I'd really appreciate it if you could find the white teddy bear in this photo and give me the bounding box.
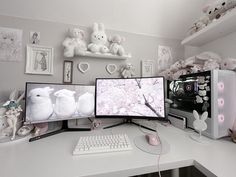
[88,23,109,54]
[121,63,135,78]
[108,34,125,56]
[27,87,54,122]
[54,89,76,118]
[62,28,87,57]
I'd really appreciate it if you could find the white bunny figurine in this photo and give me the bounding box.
[88,23,109,54]
[193,110,208,138]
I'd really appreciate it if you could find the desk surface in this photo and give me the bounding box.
[0,122,235,177]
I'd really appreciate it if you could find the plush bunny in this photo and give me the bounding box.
[108,34,125,56]
[62,28,87,57]
[27,87,54,122]
[77,92,95,116]
[88,23,109,54]
[54,89,76,118]
[193,110,208,134]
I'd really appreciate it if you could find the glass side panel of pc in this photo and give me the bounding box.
[95,77,166,120]
[25,82,95,124]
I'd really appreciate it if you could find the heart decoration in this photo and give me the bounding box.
[106,64,117,75]
[77,62,90,74]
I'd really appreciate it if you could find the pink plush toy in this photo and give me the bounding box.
[220,58,236,70]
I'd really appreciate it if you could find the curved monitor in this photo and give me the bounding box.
[95,77,166,120]
[25,82,95,124]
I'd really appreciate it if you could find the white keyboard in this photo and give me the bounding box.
[73,134,133,155]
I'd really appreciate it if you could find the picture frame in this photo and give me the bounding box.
[63,60,73,83]
[141,60,154,77]
[25,45,53,75]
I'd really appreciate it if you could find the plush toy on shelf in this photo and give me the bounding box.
[203,0,236,21]
[88,23,109,54]
[220,58,236,70]
[121,63,135,78]
[62,28,87,57]
[108,34,126,56]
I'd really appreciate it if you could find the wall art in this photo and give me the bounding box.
[157,45,173,72]
[25,45,53,75]
[0,27,22,62]
[77,62,90,74]
[141,60,154,77]
[106,64,117,75]
[63,60,73,83]
[30,31,40,45]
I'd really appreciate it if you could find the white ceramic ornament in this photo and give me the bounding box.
[78,62,90,73]
[106,64,117,75]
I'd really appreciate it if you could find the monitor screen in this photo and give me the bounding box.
[95,77,165,119]
[25,82,95,124]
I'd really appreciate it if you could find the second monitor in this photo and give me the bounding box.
[95,77,166,122]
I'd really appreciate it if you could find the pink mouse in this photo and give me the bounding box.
[146,134,160,146]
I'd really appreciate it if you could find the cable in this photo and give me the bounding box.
[137,120,162,177]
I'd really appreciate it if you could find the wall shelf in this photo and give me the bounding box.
[181,8,236,46]
[76,51,131,60]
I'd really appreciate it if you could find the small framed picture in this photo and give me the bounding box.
[141,60,154,77]
[25,45,53,75]
[63,60,73,83]
[30,31,40,44]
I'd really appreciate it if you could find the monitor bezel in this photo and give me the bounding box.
[24,82,95,124]
[95,76,166,120]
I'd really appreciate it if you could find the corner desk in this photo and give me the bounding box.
[0,121,235,177]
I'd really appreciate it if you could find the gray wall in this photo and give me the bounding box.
[0,15,184,101]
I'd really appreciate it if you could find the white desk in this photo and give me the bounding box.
[0,122,235,177]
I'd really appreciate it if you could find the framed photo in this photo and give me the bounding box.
[25,45,53,75]
[141,60,154,77]
[63,60,73,83]
[30,31,40,44]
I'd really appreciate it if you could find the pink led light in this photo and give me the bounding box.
[218,98,224,107]
[218,82,224,92]
[218,114,225,123]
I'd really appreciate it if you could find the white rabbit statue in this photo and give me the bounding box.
[191,110,208,142]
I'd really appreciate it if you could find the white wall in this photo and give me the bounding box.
[0,0,206,39]
[0,15,184,101]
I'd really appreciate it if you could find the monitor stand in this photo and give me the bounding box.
[103,119,155,132]
[29,120,90,142]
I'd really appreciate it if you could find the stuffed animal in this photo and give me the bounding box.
[108,34,125,56]
[62,28,87,57]
[54,89,76,118]
[88,23,109,54]
[203,0,236,21]
[203,60,220,71]
[170,60,184,72]
[188,15,210,35]
[172,69,190,80]
[121,63,135,78]
[220,58,236,70]
[27,87,54,121]
[77,92,95,116]
[158,69,173,80]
